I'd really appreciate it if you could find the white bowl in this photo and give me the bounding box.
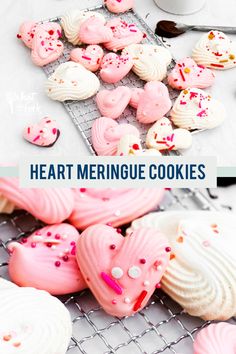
[154,0,206,15]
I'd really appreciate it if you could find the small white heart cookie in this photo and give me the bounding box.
[146,117,192,151]
[116,134,162,156]
[45,61,100,101]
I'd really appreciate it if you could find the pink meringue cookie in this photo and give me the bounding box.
[137,81,172,124]
[100,52,133,83]
[0,178,74,224]
[70,45,104,72]
[77,224,170,317]
[79,16,113,45]
[104,18,144,52]
[129,88,144,109]
[92,117,139,155]
[168,57,215,90]
[69,188,165,229]
[23,117,60,147]
[194,323,236,354]
[96,87,132,119]
[8,223,86,295]
[104,0,134,13]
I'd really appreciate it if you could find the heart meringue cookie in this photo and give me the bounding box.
[61,9,105,45]
[77,224,170,317]
[116,134,162,156]
[168,57,215,90]
[23,117,60,147]
[171,88,226,130]
[0,286,72,354]
[70,45,104,72]
[100,53,133,83]
[96,87,132,119]
[92,117,140,156]
[104,18,144,52]
[146,117,192,151]
[129,210,236,320]
[79,16,113,45]
[123,44,172,81]
[8,224,86,295]
[69,188,165,230]
[194,323,236,354]
[137,81,172,124]
[45,61,100,101]
[0,178,74,224]
[129,88,144,109]
[192,30,236,70]
[104,0,134,13]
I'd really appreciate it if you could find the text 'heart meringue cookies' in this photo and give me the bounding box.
[0,178,74,224]
[129,210,236,320]
[192,30,236,70]
[96,87,132,119]
[116,134,162,156]
[23,117,60,147]
[137,81,172,124]
[0,286,72,354]
[92,117,139,156]
[104,0,134,13]
[100,52,133,83]
[194,323,236,354]
[61,9,105,45]
[76,224,170,317]
[45,61,100,101]
[168,57,215,90]
[69,188,165,229]
[8,224,86,295]
[79,16,113,45]
[171,88,226,130]
[70,45,104,72]
[123,44,172,81]
[104,18,144,52]
[146,117,192,151]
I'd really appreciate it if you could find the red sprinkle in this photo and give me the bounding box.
[52,128,57,135]
[63,255,69,262]
[55,261,61,267]
[17,34,22,39]
[133,290,148,312]
[165,247,171,252]
[140,258,146,264]
[110,244,116,250]
[156,283,161,289]
[132,144,140,150]
[48,30,54,35]
[179,69,186,82]
[80,188,86,193]
[210,63,224,68]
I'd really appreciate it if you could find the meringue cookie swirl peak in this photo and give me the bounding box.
[45,61,100,101]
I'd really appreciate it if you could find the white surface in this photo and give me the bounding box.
[0,0,235,166]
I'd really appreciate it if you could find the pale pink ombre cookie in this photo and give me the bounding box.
[96,87,132,119]
[104,0,134,13]
[79,16,113,45]
[194,323,236,354]
[31,27,64,66]
[70,45,104,72]
[168,57,215,90]
[17,21,62,49]
[129,88,144,109]
[0,178,74,224]
[92,117,139,156]
[77,224,170,317]
[104,18,144,52]
[100,52,133,83]
[69,188,165,229]
[8,224,86,295]
[137,81,172,124]
[23,117,60,147]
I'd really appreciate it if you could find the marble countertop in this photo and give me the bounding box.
[0,0,235,165]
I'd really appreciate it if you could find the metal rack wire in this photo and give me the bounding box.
[0,189,222,354]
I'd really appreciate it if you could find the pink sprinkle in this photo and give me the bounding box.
[112,299,117,304]
[190,92,198,100]
[180,100,187,105]
[80,188,86,193]
[27,127,30,134]
[33,135,40,142]
[57,30,62,37]
[41,41,45,46]
[101,272,123,295]
[63,255,69,262]
[70,241,76,246]
[55,234,60,240]
[71,245,76,256]
[31,242,36,248]
[52,128,57,135]
[55,261,61,267]
[82,55,92,61]
[47,232,52,237]
[48,47,53,51]
[156,283,161,289]
[197,110,207,117]
[130,29,137,32]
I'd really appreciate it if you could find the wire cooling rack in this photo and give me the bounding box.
[40,5,179,155]
[0,189,226,354]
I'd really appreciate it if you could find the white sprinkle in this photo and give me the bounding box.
[111,267,123,279]
[64,248,69,254]
[114,210,121,217]
[143,280,150,287]
[157,265,162,271]
[62,234,68,240]
[124,297,131,304]
[128,266,141,279]
[51,245,56,251]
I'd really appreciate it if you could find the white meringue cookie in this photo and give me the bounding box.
[0,286,72,354]
[0,278,17,290]
[129,210,236,320]
[61,9,105,45]
[146,117,192,151]
[192,31,236,70]
[0,194,15,213]
[45,61,100,101]
[122,44,172,81]
[171,88,225,130]
[116,134,161,156]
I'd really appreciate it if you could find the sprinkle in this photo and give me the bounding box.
[133,290,147,311]
[111,267,123,279]
[183,89,189,95]
[124,297,131,304]
[51,245,56,250]
[143,280,150,287]
[48,30,54,35]
[52,128,57,135]
[110,244,116,250]
[13,342,21,348]
[80,188,86,193]
[155,283,161,289]
[177,236,184,243]
[210,63,224,68]
[170,254,175,260]
[180,100,187,105]
[112,299,117,305]
[21,238,28,243]
[197,110,207,117]
[3,335,12,341]
[208,32,215,40]
[101,272,123,295]
[63,255,69,262]
[140,258,146,264]
[47,232,52,237]
[17,34,22,39]
[114,210,121,217]
[116,228,122,234]
[179,69,186,82]
[55,261,61,267]
[132,144,140,150]
[203,240,210,247]
[31,242,36,248]
[165,247,171,253]
[229,54,235,60]
[184,67,191,73]
[33,135,40,142]
[55,234,61,240]
[219,59,228,63]
[128,266,141,279]
[82,55,92,61]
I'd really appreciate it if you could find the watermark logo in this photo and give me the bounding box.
[6,91,41,115]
